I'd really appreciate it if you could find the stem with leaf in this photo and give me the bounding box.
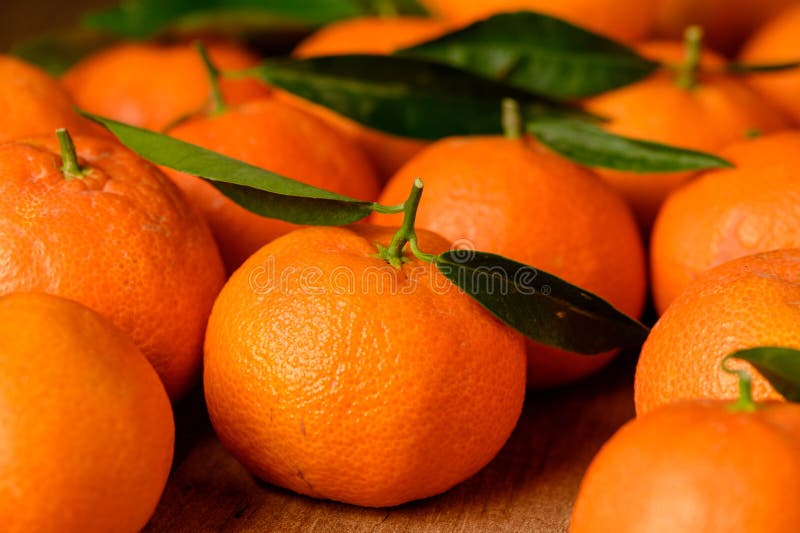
[375,178,437,268]
[502,98,522,140]
[721,355,759,413]
[677,26,703,91]
[56,129,90,180]
[195,41,227,116]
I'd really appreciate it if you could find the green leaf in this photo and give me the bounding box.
[10,30,118,76]
[82,0,365,39]
[528,119,733,172]
[399,11,659,99]
[248,55,591,140]
[729,347,800,402]
[81,113,374,226]
[725,61,800,74]
[436,251,649,354]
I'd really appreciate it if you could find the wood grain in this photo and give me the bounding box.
[145,353,637,533]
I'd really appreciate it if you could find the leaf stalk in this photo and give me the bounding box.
[722,355,759,413]
[376,178,435,267]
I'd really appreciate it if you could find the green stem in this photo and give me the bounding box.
[195,41,227,116]
[374,0,398,17]
[677,25,703,91]
[376,179,434,268]
[721,355,759,413]
[56,129,88,180]
[502,98,522,140]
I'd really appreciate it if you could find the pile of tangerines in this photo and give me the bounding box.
[3,0,800,531]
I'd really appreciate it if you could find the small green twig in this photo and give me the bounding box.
[374,0,398,17]
[502,98,522,140]
[677,26,703,91]
[721,354,759,413]
[195,41,227,116]
[56,129,89,180]
[375,178,435,268]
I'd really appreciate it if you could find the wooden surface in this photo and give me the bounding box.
[145,354,637,533]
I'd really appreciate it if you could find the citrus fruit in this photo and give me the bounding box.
[0,54,103,143]
[0,292,174,533]
[165,97,380,272]
[293,16,450,57]
[570,398,800,532]
[740,4,800,123]
[372,136,646,388]
[62,41,269,131]
[635,249,800,415]
[281,16,450,180]
[0,131,225,399]
[655,0,798,55]
[421,0,657,42]
[584,39,790,229]
[651,131,800,313]
[204,224,526,507]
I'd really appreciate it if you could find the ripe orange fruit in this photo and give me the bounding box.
[373,137,646,388]
[293,16,451,57]
[570,399,800,532]
[281,16,452,180]
[62,41,269,132]
[165,97,381,272]
[740,4,800,123]
[655,0,798,55]
[584,40,790,229]
[651,131,800,313]
[635,249,800,415]
[204,224,526,507]
[421,0,657,42]
[0,292,174,533]
[0,54,104,143]
[0,132,225,399]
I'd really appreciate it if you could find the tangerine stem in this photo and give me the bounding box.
[677,25,703,91]
[56,128,88,180]
[721,354,759,413]
[375,0,398,17]
[502,98,522,140]
[377,178,432,268]
[195,41,227,116]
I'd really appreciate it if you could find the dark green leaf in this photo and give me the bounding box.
[436,251,649,354]
[399,11,659,99]
[81,113,373,225]
[528,119,733,172]
[10,30,118,76]
[729,347,800,402]
[248,55,592,140]
[82,0,364,39]
[725,61,800,74]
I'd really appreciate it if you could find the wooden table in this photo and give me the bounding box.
[145,353,637,532]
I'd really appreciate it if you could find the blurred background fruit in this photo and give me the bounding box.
[373,136,646,388]
[635,249,800,414]
[0,132,225,399]
[62,41,269,131]
[0,292,174,533]
[421,0,657,42]
[571,396,800,532]
[165,97,380,272]
[0,54,104,142]
[204,225,527,507]
[654,0,798,55]
[279,15,454,180]
[651,131,800,313]
[584,38,789,230]
[740,4,800,123]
